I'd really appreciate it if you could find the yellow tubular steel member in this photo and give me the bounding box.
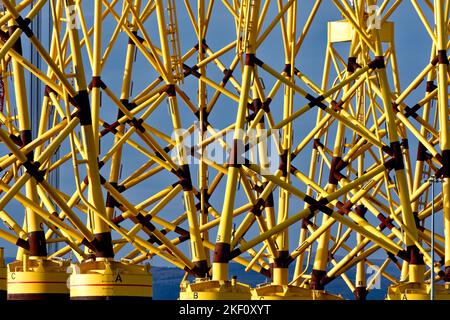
[367,0,423,288]
[3,0,72,300]
[311,17,360,291]
[435,0,450,285]
[155,0,207,277]
[271,0,296,288]
[64,0,112,259]
[197,0,211,271]
[212,0,261,283]
[7,0,46,261]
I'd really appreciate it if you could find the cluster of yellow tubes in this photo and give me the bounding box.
[0,0,448,300]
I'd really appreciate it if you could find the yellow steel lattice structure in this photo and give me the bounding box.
[0,0,448,301]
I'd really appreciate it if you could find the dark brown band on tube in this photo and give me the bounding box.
[81,238,97,253]
[336,200,354,215]
[260,268,271,278]
[164,84,176,97]
[355,204,367,219]
[279,150,288,176]
[23,160,44,183]
[396,250,409,261]
[194,39,208,53]
[381,145,393,156]
[426,81,437,92]
[310,269,327,290]
[401,138,409,150]
[329,156,342,184]
[273,250,291,268]
[44,85,57,97]
[128,31,144,45]
[147,233,163,246]
[442,150,450,178]
[74,90,92,126]
[377,213,394,230]
[111,215,125,225]
[404,104,422,119]
[183,64,201,78]
[386,251,398,263]
[28,231,47,257]
[8,26,22,54]
[417,142,432,161]
[305,196,334,216]
[390,141,405,170]
[368,56,385,69]
[407,245,424,265]
[136,213,154,228]
[228,139,244,167]
[15,238,30,251]
[129,118,145,132]
[229,247,241,260]
[354,287,368,301]
[20,130,32,151]
[105,192,121,208]
[177,164,193,191]
[88,76,107,90]
[245,53,256,66]
[438,50,449,65]
[101,121,119,136]
[306,94,326,110]
[222,68,234,85]
[444,266,450,282]
[118,99,128,119]
[301,219,311,229]
[265,192,274,208]
[313,139,324,150]
[331,100,344,111]
[192,260,209,277]
[283,64,292,76]
[251,198,265,217]
[347,57,361,73]
[93,232,114,258]
[213,242,230,263]
[431,55,439,66]
[15,16,33,38]
[392,102,399,113]
[261,98,272,112]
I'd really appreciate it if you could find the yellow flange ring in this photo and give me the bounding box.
[179,280,252,300]
[70,272,152,300]
[250,284,343,300]
[386,283,450,300]
[7,270,69,300]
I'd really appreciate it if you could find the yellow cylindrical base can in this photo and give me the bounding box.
[69,260,152,300]
[251,284,344,300]
[7,257,70,300]
[386,282,450,300]
[179,278,252,300]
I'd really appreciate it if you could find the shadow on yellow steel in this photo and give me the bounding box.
[386,283,450,300]
[69,259,152,300]
[0,248,6,299]
[7,255,70,300]
[251,284,343,300]
[179,277,252,300]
